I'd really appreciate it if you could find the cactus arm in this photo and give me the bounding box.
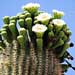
[36,38,43,75]
[24,56,30,75]
[27,30,37,75]
[44,48,49,75]
[17,35,26,75]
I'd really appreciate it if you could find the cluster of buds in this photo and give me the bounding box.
[0,3,74,75]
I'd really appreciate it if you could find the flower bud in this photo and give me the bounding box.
[10,16,17,20]
[59,43,70,57]
[19,14,25,19]
[53,38,64,49]
[3,24,9,29]
[25,12,31,18]
[48,31,54,37]
[10,20,16,25]
[52,9,64,19]
[17,35,25,48]
[48,24,53,31]
[1,30,7,39]
[9,23,18,37]
[19,28,27,38]
[3,16,10,24]
[58,31,65,38]
[25,17,32,33]
[18,19,24,27]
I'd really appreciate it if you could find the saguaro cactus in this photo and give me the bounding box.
[0,3,75,75]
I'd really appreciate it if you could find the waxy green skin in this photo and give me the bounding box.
[0,3,74,75]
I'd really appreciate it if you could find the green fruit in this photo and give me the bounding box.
[48,31,54,37]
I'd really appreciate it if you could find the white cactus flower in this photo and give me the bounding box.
[32,24,47,33]
[22,3,40,13]
[35,13,52,25]
[36,13,52,21]
[52,19,66,26]
[32,24,47,38]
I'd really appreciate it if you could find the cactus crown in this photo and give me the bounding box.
[0,3,74,75]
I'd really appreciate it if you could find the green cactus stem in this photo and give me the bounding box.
[12,39,19,75]
[36,38,43,75]
[17,35,25,75]
[48,50,62,75]
[8,23,19,75]
[17,28,27,75]
[24,56,30,75]
[0,39,13,75]
[17,35,25,49]
[0,47,4,75]
[44,48,49,75]
[27,30,37,75]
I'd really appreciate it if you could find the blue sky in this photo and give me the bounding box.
[0,0,75,75]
